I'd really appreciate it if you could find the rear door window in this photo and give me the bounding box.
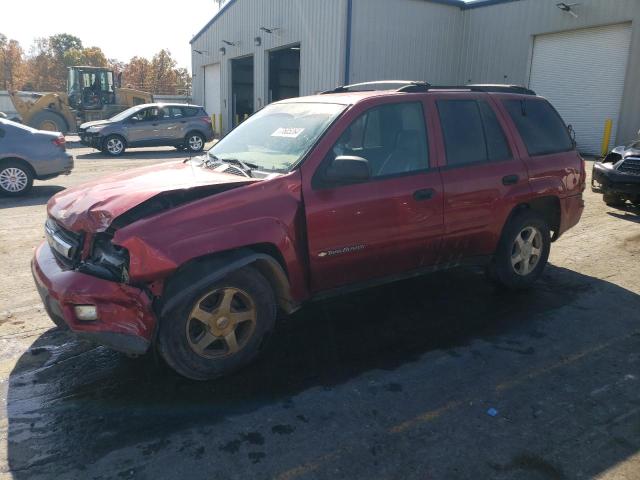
[437,99,511,166]
[503,99,573,156]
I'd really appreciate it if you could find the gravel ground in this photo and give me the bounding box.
[0,148,639,480]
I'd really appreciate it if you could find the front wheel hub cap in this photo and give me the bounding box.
[186,287,257,359]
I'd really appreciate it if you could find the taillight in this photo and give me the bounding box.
[200,116,212,124]
[53,135,66,150]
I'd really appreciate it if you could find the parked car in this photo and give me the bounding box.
[78,103,215,156]
[32,82,585,380]
[0,118,73,196]
[592,130,640,208]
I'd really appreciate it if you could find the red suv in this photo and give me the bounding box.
[32,82,585,380]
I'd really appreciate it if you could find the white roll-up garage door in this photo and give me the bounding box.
[203,63,221,119]
[529,23,632,155]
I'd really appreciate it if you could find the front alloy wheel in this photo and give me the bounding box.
[186,287,257,358]
[158,266,276,380]
[104,136,125,156]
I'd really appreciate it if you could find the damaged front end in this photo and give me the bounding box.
[35,167,256,354]
[592,141,640,204]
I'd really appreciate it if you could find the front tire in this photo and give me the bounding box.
[0,160,34,196]
[603,193,626,207]
[488,210,550,290]
[158,266,276,380]
[185,132,205,153]
[103,135,126,156]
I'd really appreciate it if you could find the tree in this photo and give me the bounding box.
[63,46,108,68]
[0,34,25,89]
[122,56,152,91]
[150,49,177,94]
[48,33,82,59]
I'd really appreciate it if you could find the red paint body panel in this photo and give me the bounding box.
[32,89,586,353]
[32,242,156,341]
[48,160,257,232]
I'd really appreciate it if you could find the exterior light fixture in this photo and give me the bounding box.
[254,36,262,46]
[219,47,226,55]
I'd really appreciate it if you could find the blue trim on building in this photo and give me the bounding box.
[344,0,353,85]
[190,0,525,45]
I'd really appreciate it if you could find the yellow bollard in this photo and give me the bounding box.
[218,113,223,135]
[244,114,249,121]
[601,118,613,157]
[211,115,216,134]
[235,114,239,126]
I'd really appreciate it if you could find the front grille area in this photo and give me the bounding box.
[619,157,640,176]
[45,218,83,267]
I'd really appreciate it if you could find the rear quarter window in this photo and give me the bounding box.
[503,99,573,156]
[182,107,201,117]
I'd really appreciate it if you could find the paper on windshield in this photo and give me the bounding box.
[271,127,305,138]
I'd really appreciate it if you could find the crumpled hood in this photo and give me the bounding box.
[79,119,111,129]
[48,161,257,232]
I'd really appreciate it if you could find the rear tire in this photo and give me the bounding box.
[185,132,205,153]
[487,210,550,290]
[0,160,34,196]
[30,110,69,134]
[603,193,626,207]
[158,266,276,380]
[103,135,126,156]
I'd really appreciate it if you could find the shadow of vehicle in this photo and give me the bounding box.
[74,142,216,161]
[607,205,640,223]
[0,185,65,209]
[6,265,640,478]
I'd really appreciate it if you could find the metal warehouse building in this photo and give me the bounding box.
[190,0,640,154]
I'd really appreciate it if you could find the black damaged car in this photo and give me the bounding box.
[592,130,640,208]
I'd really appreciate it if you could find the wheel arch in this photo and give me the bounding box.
[159,244,298,318]
[0,156,36,177]
[502,196,561,242]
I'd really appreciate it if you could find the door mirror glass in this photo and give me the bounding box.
[324,156,370,184]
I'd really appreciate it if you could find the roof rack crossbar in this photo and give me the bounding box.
[321,81,536,96]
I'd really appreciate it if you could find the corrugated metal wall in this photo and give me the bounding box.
[191,0,347,133]
[349,0,463,85]
[458,0,640,144]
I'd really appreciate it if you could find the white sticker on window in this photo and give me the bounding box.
[271,127,305,138]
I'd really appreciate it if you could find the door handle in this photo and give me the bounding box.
[502,174,519,186]
[413,188,435,201]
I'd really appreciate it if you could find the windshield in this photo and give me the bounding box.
[109,105,145,122]
[207,102,346,173]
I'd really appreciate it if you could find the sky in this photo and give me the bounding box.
[0,0,219,69]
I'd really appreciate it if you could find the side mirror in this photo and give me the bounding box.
[324,155,370,184]
[567,124,577,147]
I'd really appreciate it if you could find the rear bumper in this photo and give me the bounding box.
[558,193,584,238]
[34,152,74,179]
[31,242,156,355]
[592,163,640,196]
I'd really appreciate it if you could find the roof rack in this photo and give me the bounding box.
[321,80,431,94]
[321,81,535,96]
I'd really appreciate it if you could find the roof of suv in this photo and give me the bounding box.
[278,81,539,106]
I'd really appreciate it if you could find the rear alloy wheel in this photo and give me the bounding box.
[0,161,33,196]
[487,210,550,290]
[158,266,276,380]
[186,132,205,152]
[103,135,126,156]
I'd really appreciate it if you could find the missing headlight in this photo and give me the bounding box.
[78,234,130,283]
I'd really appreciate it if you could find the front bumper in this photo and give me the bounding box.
[31,242,156,355]
[592,163,640,196]
[79,131,103,148]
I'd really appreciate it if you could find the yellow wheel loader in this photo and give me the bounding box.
[8,66,152,133]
